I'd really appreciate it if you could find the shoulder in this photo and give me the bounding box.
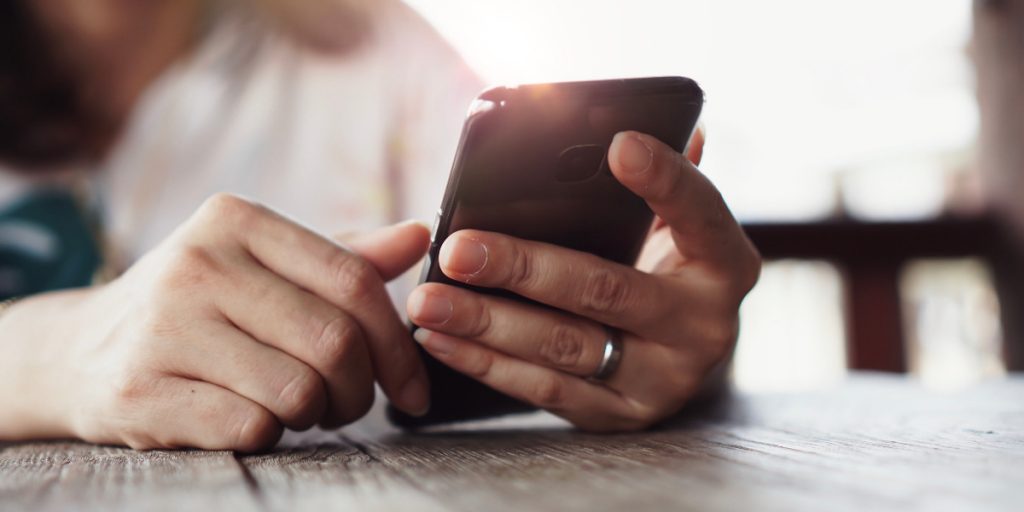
[367,1,480,81]
[212,0,482,92]
[247,0,470,65]
[365,1,485,111]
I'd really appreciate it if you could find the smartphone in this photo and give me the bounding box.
[388,76,705,428]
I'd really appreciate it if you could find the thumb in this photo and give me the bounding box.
[335,220,430,281]
[652,125,705,231]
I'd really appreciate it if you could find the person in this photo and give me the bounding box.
[0,0,760,451]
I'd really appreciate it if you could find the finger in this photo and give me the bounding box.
[335,220,430,281]
[408,283,607,377]
[156,320,327,431]
[408,283,702,403]
[437,230,675,338]
[125,377,282,452]
[608,131,746,263]
[213,258,375,427]
[193,194,429,416]
[412,328,650,432]
[685,124,705,166]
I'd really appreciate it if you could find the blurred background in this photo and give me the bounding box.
[2,0,1009,395]
[406,0,1006,392]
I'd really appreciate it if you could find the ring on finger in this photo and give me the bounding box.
[588,327,623,383]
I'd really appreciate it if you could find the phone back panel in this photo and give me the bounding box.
[389,77,704,428]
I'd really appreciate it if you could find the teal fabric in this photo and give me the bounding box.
[0,190,101,300]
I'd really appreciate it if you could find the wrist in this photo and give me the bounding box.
[0,289,93,441]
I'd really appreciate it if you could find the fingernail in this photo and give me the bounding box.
[408,289,453,325]
[398,373,430,417]
[414,328,456,356]
[615,132,654,175]
[440,237,488,276]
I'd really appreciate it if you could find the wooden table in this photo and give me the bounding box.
[2,373,1021,511]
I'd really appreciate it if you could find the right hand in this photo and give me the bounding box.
[19,193,431,451]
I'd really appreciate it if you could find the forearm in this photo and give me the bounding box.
[0,289,91,441]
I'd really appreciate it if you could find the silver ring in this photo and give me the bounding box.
[589,328,623,382]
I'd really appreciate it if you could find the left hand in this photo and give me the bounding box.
[407,129,761,432]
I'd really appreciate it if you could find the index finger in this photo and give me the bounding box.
[608,131,747,265]
[192,194,429,417]
[437,230,677,339]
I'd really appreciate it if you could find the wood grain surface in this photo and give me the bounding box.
[2,373,1021,512]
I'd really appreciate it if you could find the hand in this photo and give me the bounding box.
[2,194,430,450]
[407,130,761,432]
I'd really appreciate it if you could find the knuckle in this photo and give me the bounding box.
[530,375,564,408]
[539,324,586,370]
[579,269,632,317]
[158,245,220,290]
[199,193,258,225]
[109,370,157,407]
[466,302,494,339]
[463,350,496,379]
[103,419,163,450]
[231,408,281,453]
[122,431,162,450]
[309,315,360,369]
[327,252,379,301]
[100,377,163,445]
[276,368,324,424]
[651,154,687,202]
[505,245,535,289]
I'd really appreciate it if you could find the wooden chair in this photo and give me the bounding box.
[742,216,1022,372]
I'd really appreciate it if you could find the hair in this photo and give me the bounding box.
[0,0,377,172]
[0,1,107,171]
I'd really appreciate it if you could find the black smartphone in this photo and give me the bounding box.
[388,76,705,428]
